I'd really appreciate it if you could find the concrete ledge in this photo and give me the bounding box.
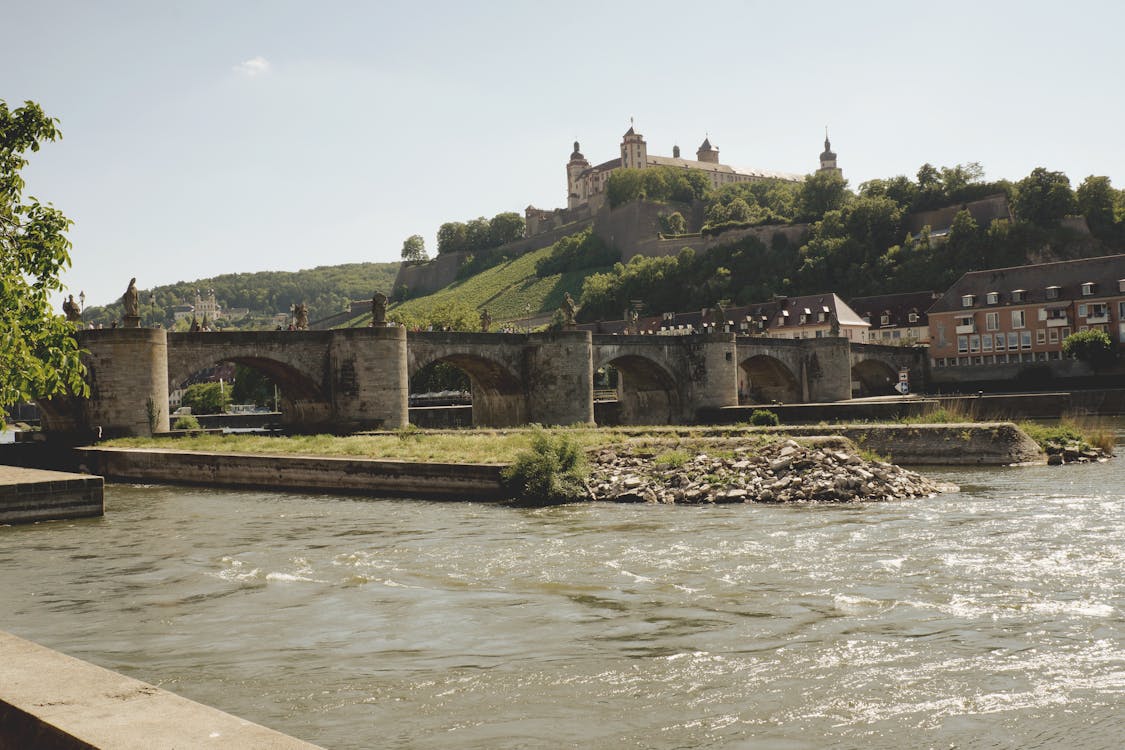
[76,447,505,500]
[0,630,322,749]
[0,466,103,524]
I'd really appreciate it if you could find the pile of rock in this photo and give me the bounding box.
[587,439,956,504]
[1044,442,1110,465]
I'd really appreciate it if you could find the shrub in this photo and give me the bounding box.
[749,409,780,426]
[173,414,201,430]
[502,428,590,504]
[1062,329,1115,368]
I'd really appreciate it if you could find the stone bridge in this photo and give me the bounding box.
[39,328,928,437]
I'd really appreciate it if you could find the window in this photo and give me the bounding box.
[1119,279,1125,293]
[961,294,975,307]
[982,334,993,352]
[1078,304,1087,317]
[1119,302,1125,318]
[1011,310,1026,329]
[986,291,1000,305]
[1049,328,1058,343]
[880,313,890,325]
[1036,330,1046,345]
[986,312,999,331]
[1011,289,1026,303]
[1081,282,1095,296]
[908,312,919,323]
[957,335,968,353]
[1045,285,1061,300]
[1021,331,1032,349]
[1088,303,1108,319]
[969,335,980,352]
[1007,332,1019,349]
[1061,327,1070,338]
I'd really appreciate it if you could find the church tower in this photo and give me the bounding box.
[696,137,719,164]
[620,122,648,170]
[818,128,841,176]
[566,141,590,209]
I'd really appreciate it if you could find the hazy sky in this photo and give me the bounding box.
[6,0,1124,307]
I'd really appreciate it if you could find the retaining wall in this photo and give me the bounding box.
[0,466,103,524]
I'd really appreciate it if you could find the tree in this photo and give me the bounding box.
[436,221,468,254]
[400,234,427,262]
[489,212,525,246]
[1014,167,1076,228]
[1,100,87,427]
[797,169,849,220]
[179,382,231,414]
[1076,175,1118,240]
[1062,329,1116,368]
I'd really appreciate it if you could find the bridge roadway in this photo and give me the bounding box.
[38,327,926,437]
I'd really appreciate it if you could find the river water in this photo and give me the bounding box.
[2,430,1123,749]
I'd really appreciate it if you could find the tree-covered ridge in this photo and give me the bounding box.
[81,262,400,329]
[577,163,1125,322]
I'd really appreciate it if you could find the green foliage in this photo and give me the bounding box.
[1076,175,1122,241]
[501,428,590,504]
[390,298,477,331]
[653,450,689,468]
[535,228,619,276]
[410,361,470,394]
[401,234,427,262]
[749,409,780,426]
[180,382,231,415]
[231,363,275,407]
[0,100,88,427]
[436,211,526,255]
[173,414,201,430]
[797,169,850,220]
[1062,329,1115,367]
[606,166,710,208]
[1014,167,1075,228]
[659,211,687,235]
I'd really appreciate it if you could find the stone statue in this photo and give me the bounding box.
[562,292,578,327]
[62,294,81,322]
[480,308,492,333]
[829,312,840,337]
[122,278,139,318]
[371,291,388,327]
[628,308,639,334]
[293,302,309,330]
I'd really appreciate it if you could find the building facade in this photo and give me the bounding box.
[926,254,1125,369]
[564,125,824,211]
[849,291,940,346]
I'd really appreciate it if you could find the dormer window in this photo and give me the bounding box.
[880,313,890,326]
[986,291,1000,305]
[1011,289,1026,303]
[1081,282,1096,296]
[1045,285,1061,300]
[908,311,919,324]
[961,294,976,308]
[1118,279,1125,293]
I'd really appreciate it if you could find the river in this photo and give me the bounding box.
[2,429,1123,749]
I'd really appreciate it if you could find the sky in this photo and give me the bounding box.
[5,0,1125,308]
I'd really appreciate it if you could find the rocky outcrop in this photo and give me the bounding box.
[587,438,957,504]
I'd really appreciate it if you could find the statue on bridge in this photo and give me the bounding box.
[293,302,309,330]
[371,291,388,327]
[561,292,578,328]
[62,294,81,322]
[480,308,492,333]
[121,277,140,326]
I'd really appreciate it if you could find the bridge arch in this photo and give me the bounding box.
[851,359,898,397]
[593,353,679,425]
[409,351,526,427]
[740,355,800,404]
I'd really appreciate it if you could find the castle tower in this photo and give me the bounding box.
[818,128,841,176]
[673,145,681,158]
[696,136,719,164]
[620,122,648,170]
[566,141,590,209]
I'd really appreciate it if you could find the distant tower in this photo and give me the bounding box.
[672,144,681,158]
[696,136,719,164]
[620,120,648,170]
[818,127,841,176]
[566,140,590,209]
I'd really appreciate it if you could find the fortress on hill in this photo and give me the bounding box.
[526,123,842,235]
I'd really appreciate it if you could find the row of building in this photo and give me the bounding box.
[578,253,1125,370]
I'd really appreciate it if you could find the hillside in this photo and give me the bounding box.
[81,262,400,329]
[343,244,609,329]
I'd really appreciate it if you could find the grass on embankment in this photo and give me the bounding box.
[103,426,794,465]
[896,402,1116,455]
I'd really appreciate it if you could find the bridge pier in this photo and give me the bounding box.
[328,327,409,430]
[524,330,594,426]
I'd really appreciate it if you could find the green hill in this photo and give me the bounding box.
[82,262,400,329]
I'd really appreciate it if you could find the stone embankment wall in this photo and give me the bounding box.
[0,466,104,524]
[76,447,506,500]
[0,630,322,749]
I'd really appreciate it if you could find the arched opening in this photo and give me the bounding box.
[851,359,898,397]
[408,361,472,428]
[595,355,679,425]
[409,354,524,427]
[170,356,327,430]
[740,355,800,404]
